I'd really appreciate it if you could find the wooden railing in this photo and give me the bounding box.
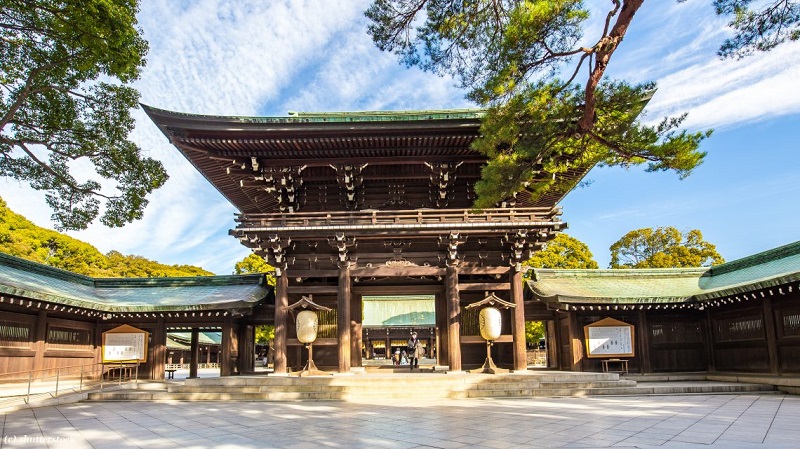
[235,207,562,229]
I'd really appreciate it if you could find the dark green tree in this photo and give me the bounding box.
[713,0,800,58]
[366,0,711,208]
[609,226,725,268]
[524,233,599,270]
[0,0,168,230]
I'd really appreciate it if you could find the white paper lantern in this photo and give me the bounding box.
[296,310,318,344]
[479,307,502,341]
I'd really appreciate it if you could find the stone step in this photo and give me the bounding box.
[537,380,639,389]
[85,371,779,402]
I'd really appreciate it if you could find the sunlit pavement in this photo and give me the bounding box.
[2,394,800,448]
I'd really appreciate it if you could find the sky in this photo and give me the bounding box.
[2,0,799,274]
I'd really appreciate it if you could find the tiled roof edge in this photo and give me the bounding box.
[0,252,95,286]
[705,240,800,277]
[530,267,709,280]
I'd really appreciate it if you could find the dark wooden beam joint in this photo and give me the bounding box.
[425,161,462,208]
[262,234,294,275]
[328,232,356,266]
[504,230,531,272]
[332,164,367,210]
[262,165,307,213]
[439,231,466,266]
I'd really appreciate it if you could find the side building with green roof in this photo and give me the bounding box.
[0,252,273,380]
[526,240,800,374]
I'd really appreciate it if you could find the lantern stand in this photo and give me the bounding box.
[286,295,332,377]
[465,292,516,374]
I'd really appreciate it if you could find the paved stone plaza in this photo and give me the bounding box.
[1,394,799,448]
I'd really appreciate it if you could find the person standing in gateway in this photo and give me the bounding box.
[407,331,424,371]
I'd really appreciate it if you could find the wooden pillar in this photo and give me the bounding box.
[705,308,716,372]
[221,315,235,376]
[763,297,780,373]
[33,311,47,380]
[338,263,352,373]
[238,324,254,374]
[637,310,652,374]
[510,268,527,371]
[445,265,461,371]
[151,317,166,380]
[188,328,199,378]
[546,320,558,368]
[351,293,362,368]
[567,311,583,371]
[435,292,448,365]
[274,273,288,374]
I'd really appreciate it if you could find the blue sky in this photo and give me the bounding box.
[2,0,799,274]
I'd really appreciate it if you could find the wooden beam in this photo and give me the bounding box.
[351,266,446,277]
[458,283,511,291]
[353,285,444,295]
[287,285,338,294]
[286,270,340,278]
[457,266,511,275]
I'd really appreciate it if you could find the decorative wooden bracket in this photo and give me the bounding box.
[439,231,466,266]
[425,162,461,208]
[504,230,531,272]
[285,294,332,312]
[264,234,294,276]
[465,292,516,310]
[332,164,367,210]
[263,165,307,213]
[328,232,357,266]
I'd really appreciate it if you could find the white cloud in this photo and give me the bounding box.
[3,0,800,274]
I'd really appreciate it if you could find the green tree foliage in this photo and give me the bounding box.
[255,325,275,345]
[234,253,276,286]
[524,233,599,270]
[609,226,725,268]
[366,1,711,208]
[526,321,545,346]
[0,197,212,277]
[713,0,800,58]
[0,0,168,230]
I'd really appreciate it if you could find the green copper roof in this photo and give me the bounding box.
[0,253,271,312]
[527,240,800,305]
[142,104,484,125]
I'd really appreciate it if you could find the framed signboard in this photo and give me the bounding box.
[102,324,149,363]
[583,317,635,358]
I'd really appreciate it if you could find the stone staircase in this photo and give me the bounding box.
[86,370,778,402]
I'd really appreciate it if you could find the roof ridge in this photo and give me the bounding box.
[706,240,800,276]
[531,267,708,280]
[0,251,95,286]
